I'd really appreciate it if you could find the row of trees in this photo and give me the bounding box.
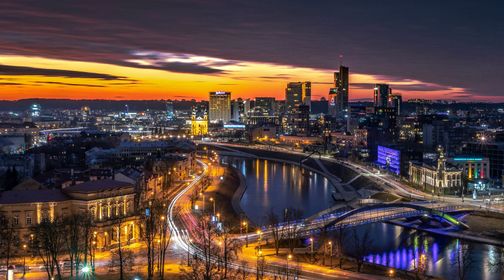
[0,196,175,280]
[0,213,96,280]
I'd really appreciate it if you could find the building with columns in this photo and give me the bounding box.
[408,146,463,193]
[0,179,139,250]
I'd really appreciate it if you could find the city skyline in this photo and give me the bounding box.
[1,1,503,102]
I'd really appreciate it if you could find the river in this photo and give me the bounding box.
[222,156,504,280]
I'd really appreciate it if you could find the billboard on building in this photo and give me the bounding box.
[376,145,401,175]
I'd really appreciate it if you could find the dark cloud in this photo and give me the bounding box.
[351,83,375,90]
[34,81,105,88]
[350,82,452,92]
[120,61,225,74]
[0,82,23,86]
[392,84,452,92]
[0,64,130,81]
[259,76,291,80]
[0,0,503,98]
[311,82,333,85]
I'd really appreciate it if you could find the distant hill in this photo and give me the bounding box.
[0,98,501,113]
[0,99,203,112]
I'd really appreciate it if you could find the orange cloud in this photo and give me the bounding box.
[0,53,475,101]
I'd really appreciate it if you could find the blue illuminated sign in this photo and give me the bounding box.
[453,157,483,161]
[376,146,401,175]
[223,124,246,129]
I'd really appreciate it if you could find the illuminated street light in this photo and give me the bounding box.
[257,229,263,250]
[328,241,333,267]
[243,221,249,247]
[81,265,90,274]
[287,254,293,279]
[209,197,216,216]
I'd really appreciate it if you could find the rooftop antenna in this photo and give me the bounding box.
[339,54,344,66]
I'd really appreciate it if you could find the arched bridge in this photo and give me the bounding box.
[321,202,470,230]
[251,202,472,243]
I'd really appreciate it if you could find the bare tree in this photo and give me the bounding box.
[0,214,19,270]
[63,213,94,279]
[336,226,345,269]
[142,199,164,279]
[235,260,252,280]
[348,227,372,272]
[283,208,303,254]
[31,218,66,280]
[219,222,241,279]
[109,249,134,275]
[181,214,220,280]
[157,208,172,280]
[266,208,283,256]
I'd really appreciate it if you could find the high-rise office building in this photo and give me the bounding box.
[390,94,402,115]
[311,97,329,115]
[166,101,174,120]
[285,82,311,113]
[209,91,231,123]
[373,84,391,107]
[255,97,276,114]
[329,65,349,118]
[284,82,311,135]
[231,98,250,122]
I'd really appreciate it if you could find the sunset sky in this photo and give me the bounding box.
[0,1,503,102]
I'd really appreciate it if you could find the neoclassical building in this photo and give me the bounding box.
[0,179,139,250]
[409,147,463,191]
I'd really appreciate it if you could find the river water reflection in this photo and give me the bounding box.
[223,156,504,280]
[222,156,333,224]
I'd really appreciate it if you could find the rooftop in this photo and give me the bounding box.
[64,179,133,193]
[0,189,69,204]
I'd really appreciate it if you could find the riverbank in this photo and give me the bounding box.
[203,165,249,231]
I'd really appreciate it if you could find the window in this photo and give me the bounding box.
[13,215,19,225]
[26,215,32,225]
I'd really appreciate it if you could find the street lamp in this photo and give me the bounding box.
[22,244,27,277]
[257,230,262,250]
[309,237,314,262]
[328,241,333,268]
[209,197,216,216]
[389,268,395,278]
[256,249,263,280]
[286,254,293,280]
[200,192,205,211]
[243,221,249,247]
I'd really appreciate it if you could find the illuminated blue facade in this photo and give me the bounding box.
[376,145,401,175]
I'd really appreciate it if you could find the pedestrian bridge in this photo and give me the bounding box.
[316,202,471,231]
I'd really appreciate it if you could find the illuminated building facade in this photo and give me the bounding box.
[285,82,311,113]
[209,91,231,123]
[448,156,490,190]
[191,105,208,136]
[285,82,311,135]
[329,65,349,118]
[0,180,139,251]
[376,146,401,175]
[449,156,490,180]
[374,84,391,107]
[408,147,463,192]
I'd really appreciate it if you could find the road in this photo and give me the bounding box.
[167,157,387,279]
